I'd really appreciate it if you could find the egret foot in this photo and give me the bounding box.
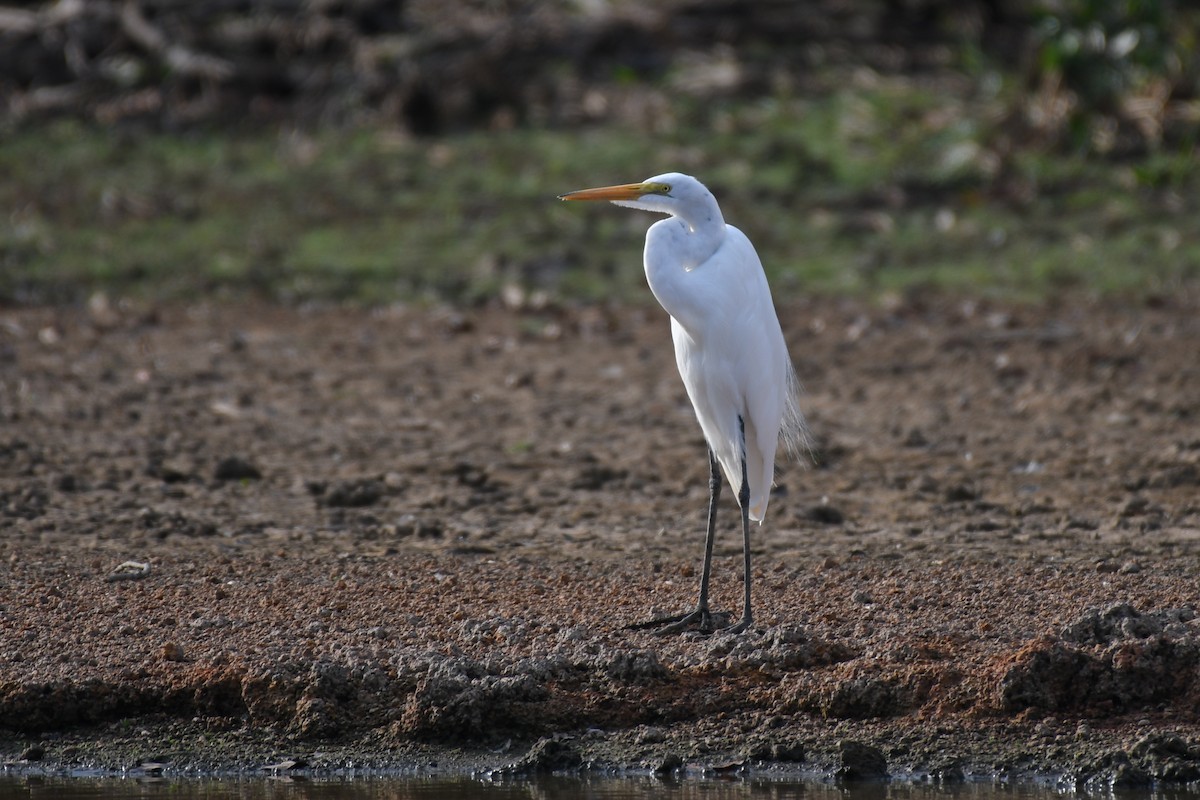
[718,615,753,635]
[654,608,713,635]
[626,608,729,635]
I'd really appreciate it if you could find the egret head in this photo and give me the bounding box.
[559,173,716,220]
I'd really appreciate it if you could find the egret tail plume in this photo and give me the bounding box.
[780,361,813,464]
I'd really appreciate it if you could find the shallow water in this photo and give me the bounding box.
[2,776,1200,800]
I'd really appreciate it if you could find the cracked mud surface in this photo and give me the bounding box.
[1,294,1199,785]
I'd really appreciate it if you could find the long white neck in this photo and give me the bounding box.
[643,203,726,334]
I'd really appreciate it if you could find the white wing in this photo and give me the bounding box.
[663,225,805,522]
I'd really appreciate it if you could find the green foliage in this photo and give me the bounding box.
[1026,0,1200,152]
[1034,1,1170,105]
[2,82,1198,308]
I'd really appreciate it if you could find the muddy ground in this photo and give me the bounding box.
[1,293,1199,785]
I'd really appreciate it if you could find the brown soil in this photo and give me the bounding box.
[2,294,1200,785]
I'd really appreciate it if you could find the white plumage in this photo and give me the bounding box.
[560,172,808,633]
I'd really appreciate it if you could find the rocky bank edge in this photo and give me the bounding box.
[2,553,1200,788]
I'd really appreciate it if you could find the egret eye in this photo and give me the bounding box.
[659,184,672,194]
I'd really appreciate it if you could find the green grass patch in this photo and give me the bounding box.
[2,88,1198,307]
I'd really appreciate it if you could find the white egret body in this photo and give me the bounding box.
[560,173,808,633]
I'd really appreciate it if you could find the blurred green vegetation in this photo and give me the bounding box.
[1026,0,1200,153]
[2,98,1197,307]
[3,0,1200,307]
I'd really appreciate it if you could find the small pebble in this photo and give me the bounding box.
[19,745,45,762]
[160,642,186,662]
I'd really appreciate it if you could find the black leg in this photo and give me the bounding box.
[626,448,722,634]
[722,416,754,634]
[695,447,721,616]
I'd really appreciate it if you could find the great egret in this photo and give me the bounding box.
[559,173,808,634]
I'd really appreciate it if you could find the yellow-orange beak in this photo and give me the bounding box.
[558,182,648,202]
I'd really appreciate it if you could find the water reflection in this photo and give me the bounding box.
[1,776,1199,800]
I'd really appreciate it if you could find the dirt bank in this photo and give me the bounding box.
[2,294,1199,785]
